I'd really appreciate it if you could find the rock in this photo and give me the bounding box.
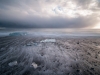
[77,42,79,44]
[90,68,94,71]
[76,69,80,73]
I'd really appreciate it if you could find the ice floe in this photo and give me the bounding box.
[31,62,38,69]
[26,42,38,46]
[40,39,56,43]
[9,32,27,36]
[8,61,18,66]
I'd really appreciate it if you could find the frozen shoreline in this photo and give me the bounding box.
[0,36,100,75]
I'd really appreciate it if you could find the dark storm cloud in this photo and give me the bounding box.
[0,0,100,28]
[0,15,98,28]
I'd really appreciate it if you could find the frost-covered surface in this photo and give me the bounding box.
[0,36,100,75]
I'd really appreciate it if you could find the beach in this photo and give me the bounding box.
[0,36,100,75]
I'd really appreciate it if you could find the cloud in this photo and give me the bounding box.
[0,0,100,28]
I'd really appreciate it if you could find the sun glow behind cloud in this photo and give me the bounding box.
[94,23,100,29]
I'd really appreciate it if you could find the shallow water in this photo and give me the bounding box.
[0,28,100,37]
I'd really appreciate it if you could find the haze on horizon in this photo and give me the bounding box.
[0,0,100,29]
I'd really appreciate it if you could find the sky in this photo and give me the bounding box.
[0,0,100,29]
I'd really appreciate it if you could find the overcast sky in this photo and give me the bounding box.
[0,0,100,29]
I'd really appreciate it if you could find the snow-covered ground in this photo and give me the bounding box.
[0,36,100,75]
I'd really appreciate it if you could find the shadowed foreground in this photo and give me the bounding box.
[0,36,100,75]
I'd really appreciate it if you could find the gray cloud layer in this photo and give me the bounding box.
[0,0,100,28]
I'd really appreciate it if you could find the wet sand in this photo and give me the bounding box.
[0,36,100,75]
